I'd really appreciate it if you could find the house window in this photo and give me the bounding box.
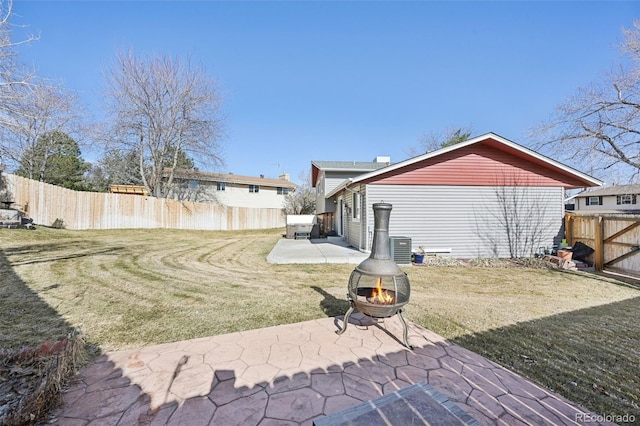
[586,196,602,206]
[352,192,360,219]
[249,185,259,193]
[188,180,198,189]
[616,194,636,205]
[216,182,226,191]
[277,187,289,195]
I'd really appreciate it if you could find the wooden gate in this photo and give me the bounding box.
[565,212,640,275]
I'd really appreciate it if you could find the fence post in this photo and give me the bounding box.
[594,216,604,271]
[564,213,573,244]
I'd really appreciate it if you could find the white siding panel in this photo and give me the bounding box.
[365,185,564,258]
[325,175,349,195]
[215,185,286,209]
[576,194,639,212]
[317,174,349,214]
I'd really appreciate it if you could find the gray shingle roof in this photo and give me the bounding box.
[311,160,390,171]
[168,169,297,189]
[575,184,640,197]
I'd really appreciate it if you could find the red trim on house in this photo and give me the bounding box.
[357,139,590,188]
[311,164,320,188]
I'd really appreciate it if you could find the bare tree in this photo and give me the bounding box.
[0,168,11,202]
[474,174,559,258]
[532,21,640,183]
[0,82,83,177]
[103,50,225,198]
[282,171,314,215]
[0,0,42,168]
[96,148,144,186]
[165,179,208,203]
[407,125,473,157]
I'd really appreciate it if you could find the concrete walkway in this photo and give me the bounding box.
[51,314,609,425]
[266,237,369,264]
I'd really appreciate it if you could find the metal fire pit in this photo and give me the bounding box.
[336,202,412,349]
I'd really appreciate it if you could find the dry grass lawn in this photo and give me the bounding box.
[1,227,639,420]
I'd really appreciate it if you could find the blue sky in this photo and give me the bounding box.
[11,1,639,184]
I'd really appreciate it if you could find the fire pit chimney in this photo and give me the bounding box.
[336,202,413,349]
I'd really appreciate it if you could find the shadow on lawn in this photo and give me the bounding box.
[311,285,350,317]
[453,295,640,421]
[0,246,74,348]
[3,240,124,266]
[0,243,85,424]
[594,269,640,290]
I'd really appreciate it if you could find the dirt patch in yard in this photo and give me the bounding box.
[0,335,87,425]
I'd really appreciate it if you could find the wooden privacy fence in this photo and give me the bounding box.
[565,212,640,275]
[3,174,285,231]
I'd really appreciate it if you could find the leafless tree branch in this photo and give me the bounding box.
[475,172,558,258]
[103,49,225,197]
[531,21,640,183]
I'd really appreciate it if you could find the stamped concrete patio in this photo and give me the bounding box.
[51,314,611,425]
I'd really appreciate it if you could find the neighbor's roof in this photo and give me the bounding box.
[311,160,390,187]
[167,169,297,189]
[326,132,603,198]
[574,184,640,197]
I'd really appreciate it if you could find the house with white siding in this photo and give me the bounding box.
[570,184,640,213]
[311,158,391,235]
[313,133,603,258]
[166,169,297,209]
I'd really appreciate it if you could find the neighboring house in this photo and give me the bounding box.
[313,132,602,258]
[166,169,297,209]
[311,157,391,235]
[572,184,640,213]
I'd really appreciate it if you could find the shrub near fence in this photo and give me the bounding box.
[4,174,285,230]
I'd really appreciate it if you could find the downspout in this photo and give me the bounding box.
[360,190,365,252]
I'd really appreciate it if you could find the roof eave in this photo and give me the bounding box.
[325,178,355,199]
[348,132,603,188]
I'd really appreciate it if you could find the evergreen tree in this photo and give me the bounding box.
[440,128,472,148]
[15,131,88,190]
[97,149,144,186]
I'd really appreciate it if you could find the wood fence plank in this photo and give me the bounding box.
[5,174,285,231]
[565,212,640,274]
[594,216,604,271]
[604,221,640,243]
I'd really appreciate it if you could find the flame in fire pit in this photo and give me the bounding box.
[369,277,394,305]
